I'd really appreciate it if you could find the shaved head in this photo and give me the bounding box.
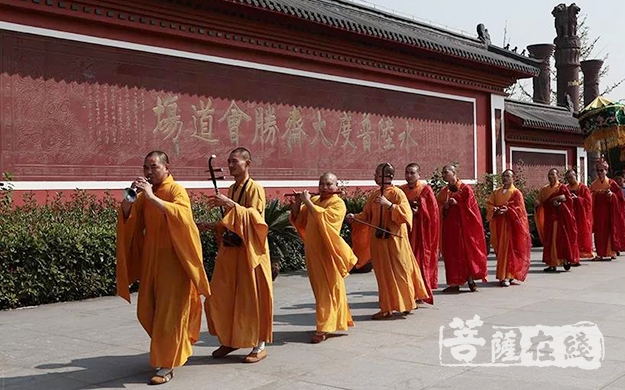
[376,163,395,177]
[145,150,169,165]
[405,163,420,173]
[318,171,339,198]
[320,172,337,184]
[229,147,251,161]
[442,164,457,174]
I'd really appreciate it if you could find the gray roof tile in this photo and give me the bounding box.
[227,0,540,75]
[505,99,582,134]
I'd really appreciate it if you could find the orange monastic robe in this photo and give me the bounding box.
[351,185,429,313]
[116,174,211,368]
[535,183,579,266]
[486,185,531,281]
[291,195,357,332]
[436,180,488,286]
[590,178,625,257]
[399,182,439,304]
[205,178,273,348]
[568,182,595,258]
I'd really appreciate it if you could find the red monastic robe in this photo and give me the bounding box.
[535,183,579,266]
[486,185,531,281]
[590,178,625,257]
[436,180,488,286]
[568,182,595,259]
[399,182,439,304]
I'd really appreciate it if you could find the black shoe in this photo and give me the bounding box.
[563,262,571,271]
[350,262,373,274]
[543,266,557,272]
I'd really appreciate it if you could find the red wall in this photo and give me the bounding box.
[1,30,487,186]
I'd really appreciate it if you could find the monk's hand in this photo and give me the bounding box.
[375,195,392,208]
[607,190,613,197]
[499,205,508,214]
[135,177,153,199]
[448,198,458,206]
[300,190,311,202]
[552,199,561,207]
[346,213,355,223]
[210,193,236,209]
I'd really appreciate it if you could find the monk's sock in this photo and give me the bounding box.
[156,368,173,377]
[252,341,266,354]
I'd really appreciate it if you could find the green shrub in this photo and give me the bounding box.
[0,190,118,310]
[0,187,314,310]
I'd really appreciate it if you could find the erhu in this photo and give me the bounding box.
[207,154,242,247]
[348,163,401,238]
[375,163,392,239]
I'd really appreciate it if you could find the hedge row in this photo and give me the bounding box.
[1,169,540,310]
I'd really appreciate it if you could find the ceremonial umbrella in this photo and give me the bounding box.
[578,96,625,160]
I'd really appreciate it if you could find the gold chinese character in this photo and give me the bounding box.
[335,111,356,151]
[153,95,183,154]
[399,120,418,153]
[310,110,332,148]
[378,117,395,151]
[282,107,308,153]
[357,113,375,152]
[254,106,279,146]
[191,98,218,145]
[218,100,251,146]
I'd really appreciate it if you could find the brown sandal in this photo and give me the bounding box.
[311,333,328,343]
[372,311,393,320]
[149,370,174,385]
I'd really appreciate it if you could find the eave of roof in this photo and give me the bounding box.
[505,99,582,134]
[225,0,540,76]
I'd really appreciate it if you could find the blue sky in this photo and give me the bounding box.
[361,0,624,101]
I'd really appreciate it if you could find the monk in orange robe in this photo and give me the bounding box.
[486,169,531,286]
[290,172,357,343]
[436,164,488,293]
[565,169,595,260]
[347,163,429,320]
[399,163,439,304]
[204,147,273,363]
[590,159,625,259]
[534,168,579,272]
[116,151,211,385]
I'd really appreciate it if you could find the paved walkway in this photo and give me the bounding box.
[1,250,625,389]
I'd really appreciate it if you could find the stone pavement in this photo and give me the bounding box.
[1,249,625,390]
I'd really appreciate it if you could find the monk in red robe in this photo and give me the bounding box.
[399,163,439,304]
[590,159,625,259]
[436,164,488,293]
[486,169,531,286]
[565,169,595,261]
[534,168,579,272]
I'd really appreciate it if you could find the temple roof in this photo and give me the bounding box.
[226,0,540,76]
[505,99,582,134]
